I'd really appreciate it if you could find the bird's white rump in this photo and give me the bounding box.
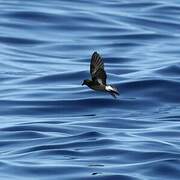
[105,85,114,91]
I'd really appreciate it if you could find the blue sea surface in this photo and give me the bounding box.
[1,0,180,179]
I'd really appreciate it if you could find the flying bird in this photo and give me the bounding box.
[82,52,119,98]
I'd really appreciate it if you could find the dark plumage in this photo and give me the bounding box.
[82,52,119,98]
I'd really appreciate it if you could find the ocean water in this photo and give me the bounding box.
[1,0,180,179]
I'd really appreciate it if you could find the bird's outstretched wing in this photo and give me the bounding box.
[90,52,107,85]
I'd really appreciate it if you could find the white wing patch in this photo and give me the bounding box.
[97,78,103,85]
[105,85,114,91]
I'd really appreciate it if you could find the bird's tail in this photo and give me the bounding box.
[105,85,119,98]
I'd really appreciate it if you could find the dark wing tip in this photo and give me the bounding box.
[90,51,106,83]
[91,51,103,64]
[90,51,103,71]
[92,51,98,55]
[91,51,99,59]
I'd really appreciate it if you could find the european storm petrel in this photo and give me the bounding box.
[82,52,119,98]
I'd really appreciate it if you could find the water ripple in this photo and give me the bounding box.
[1,0,180,179]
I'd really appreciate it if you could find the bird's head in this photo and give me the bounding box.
[82,79,91,86]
